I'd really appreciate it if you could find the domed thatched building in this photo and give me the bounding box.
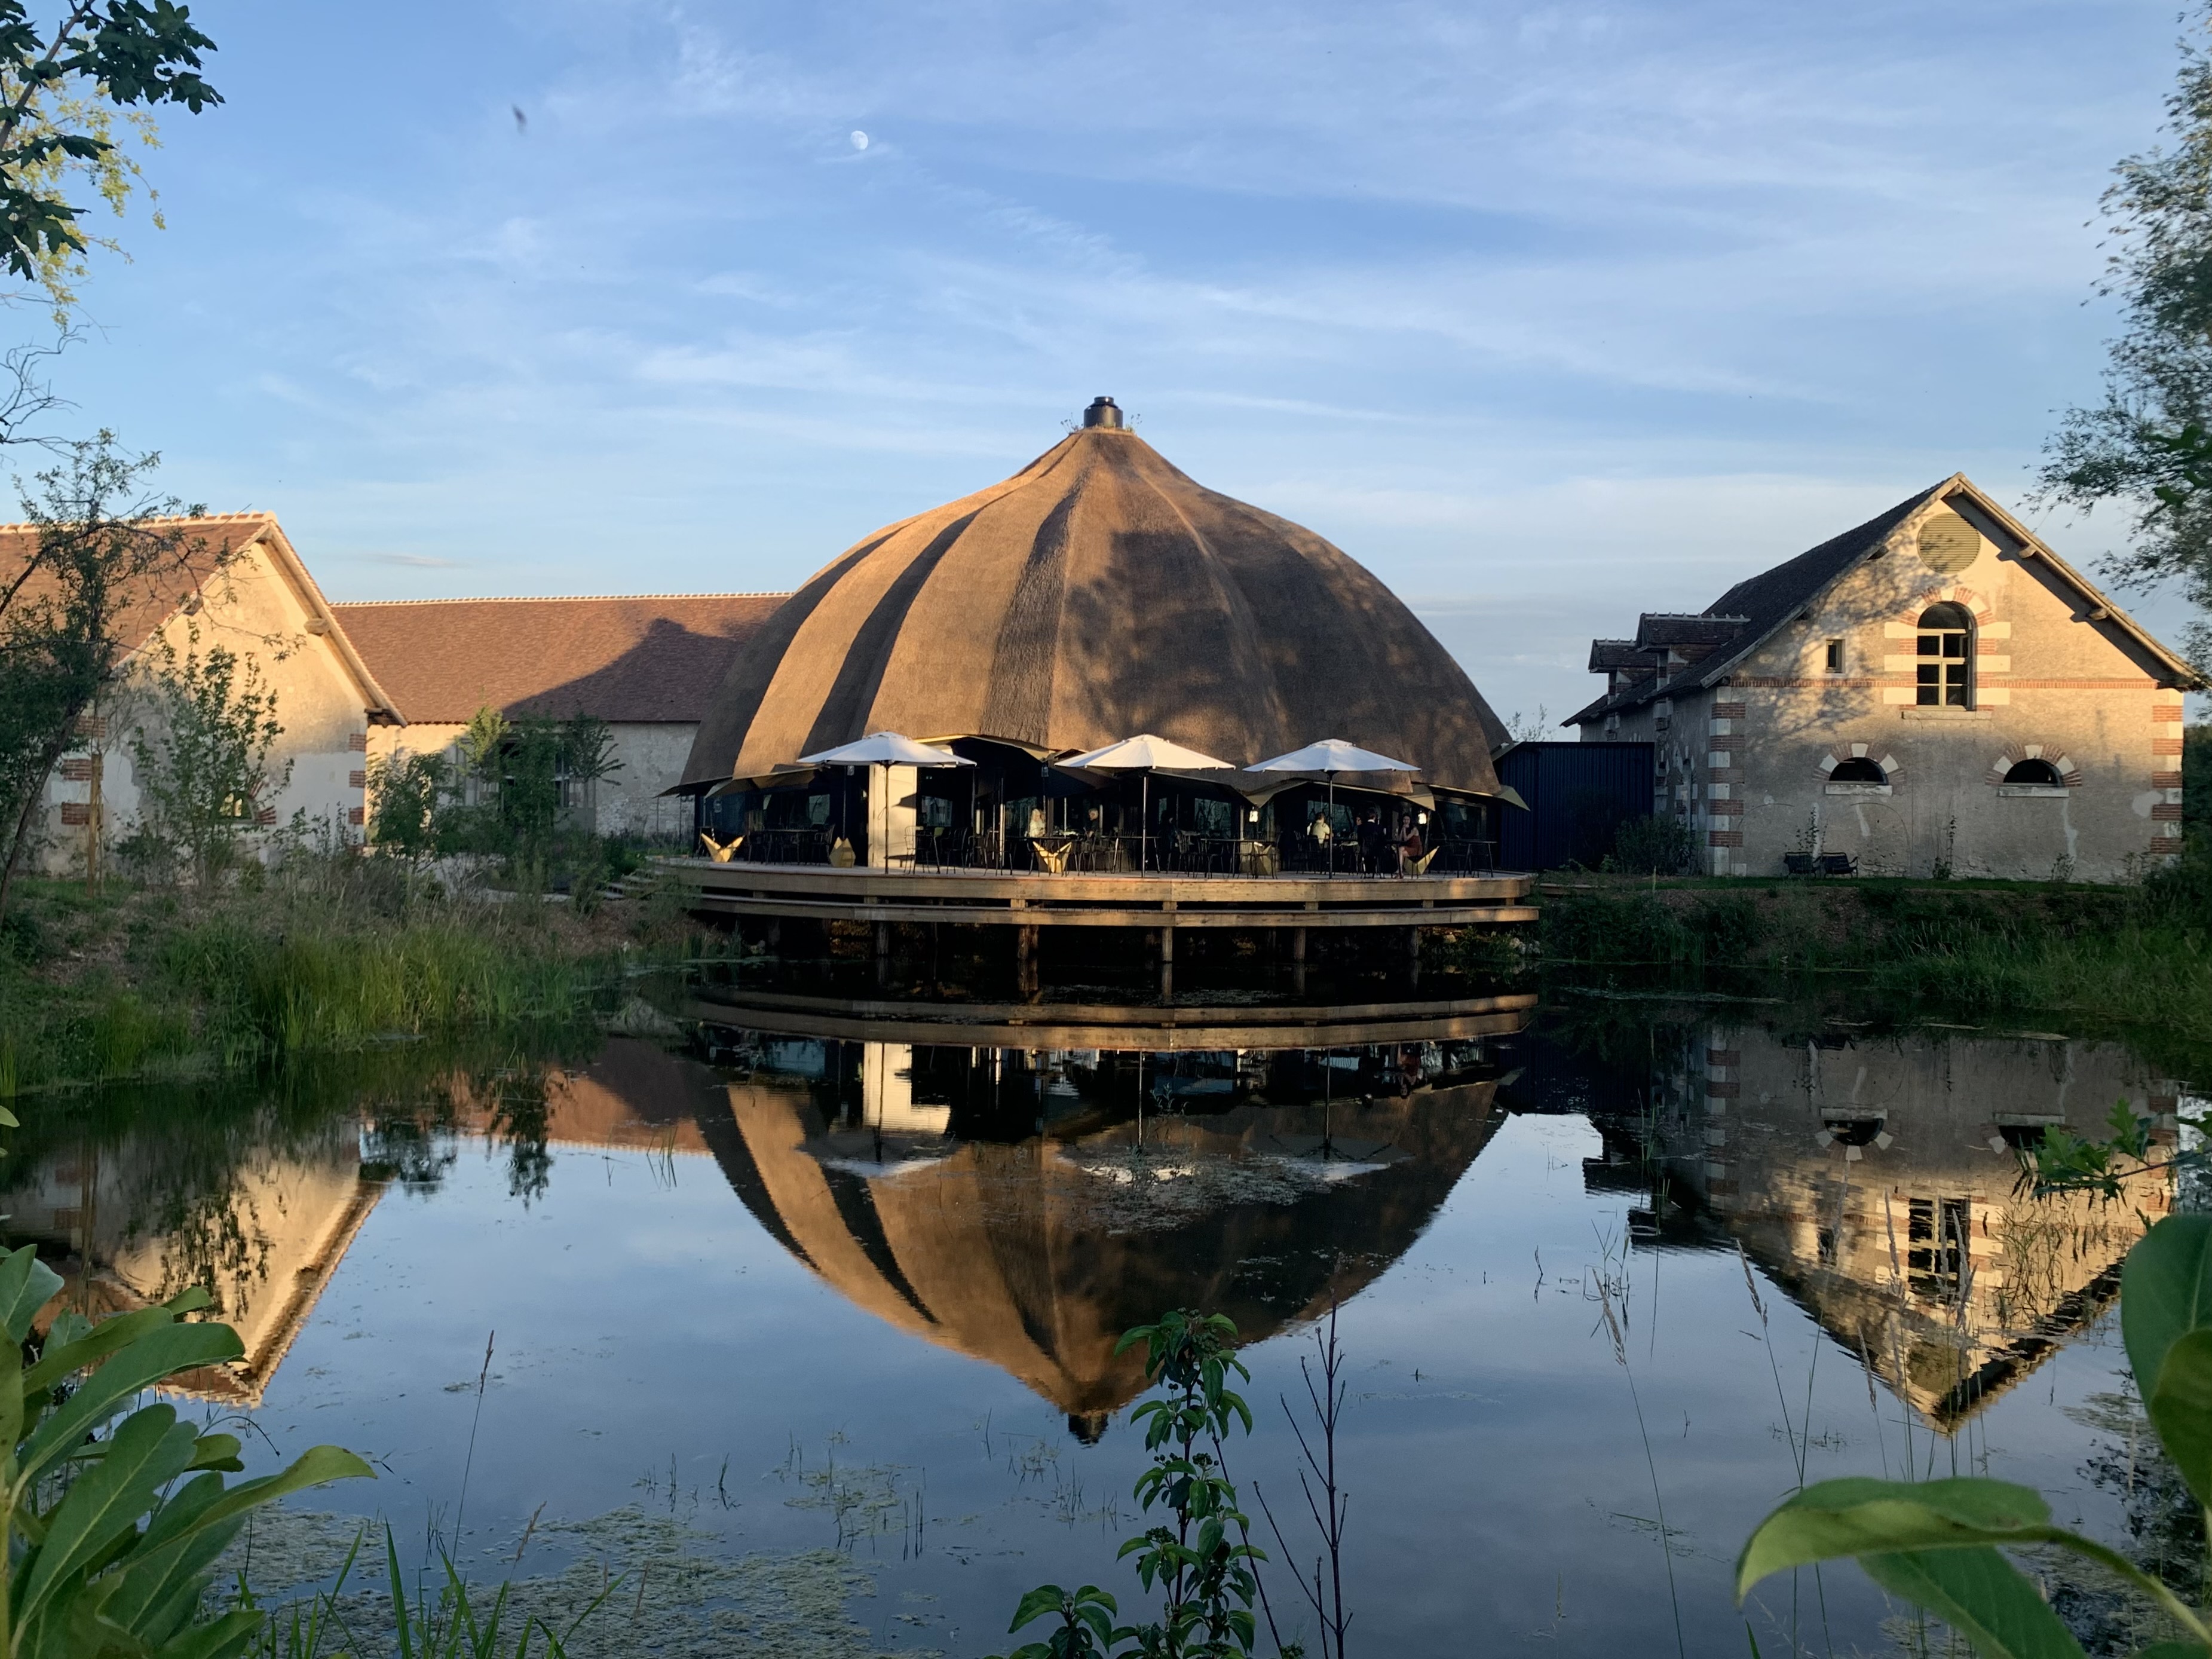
[682,400,1506,809]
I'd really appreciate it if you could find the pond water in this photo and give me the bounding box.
[2,999,2201,1657]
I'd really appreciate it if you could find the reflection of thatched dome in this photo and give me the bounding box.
[682,410,1507,792]
[693,1077,1505,1419]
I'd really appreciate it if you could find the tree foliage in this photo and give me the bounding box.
[126,621,287,889]
[2041,10,2212,666]
[0,431,216,913]
[364,747,448,865]
[0,0,220,322]
[364,709,626,903]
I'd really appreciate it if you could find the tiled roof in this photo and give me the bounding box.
[0,513,404,720]
[1632,613,1746,651]
[1587,639,1642,672]
[332,593,789,725]
[1570,484,1949,724]
[0,514,276,651]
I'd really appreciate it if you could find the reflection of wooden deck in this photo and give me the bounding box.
[685,989,1536,1050]
[658,857,1536,929]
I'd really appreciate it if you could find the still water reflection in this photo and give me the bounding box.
[0,1010,2195,1655]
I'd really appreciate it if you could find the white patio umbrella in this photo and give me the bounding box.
[797,733,973,864]
[1248,739,1420,876]
[799,732,973,767]
[1060,734,1235,873]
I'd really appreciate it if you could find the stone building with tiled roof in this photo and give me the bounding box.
[9,513,405,876]
[336,593,785,838]
[1569,475,2202,880]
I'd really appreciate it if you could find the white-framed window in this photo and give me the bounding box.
[1915,603,1973,707]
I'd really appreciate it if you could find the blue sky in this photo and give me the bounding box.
[36,0,2210,725]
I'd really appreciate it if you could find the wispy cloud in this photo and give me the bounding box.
[50,0,2196,718]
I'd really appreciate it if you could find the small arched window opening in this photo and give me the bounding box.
[1829,757,1886,783]
[1916,603,1973,706]
[2003,758,2064,788]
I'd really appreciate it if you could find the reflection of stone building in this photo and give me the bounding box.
[0,1040,723,1404]
[691,1037,1508,1434]
[1623,1025,2179,1425]
[0,1118,382,1405]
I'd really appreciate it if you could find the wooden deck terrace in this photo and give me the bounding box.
[655,858,1538,930]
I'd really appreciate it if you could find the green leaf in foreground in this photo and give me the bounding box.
[1736,1477,2057,1597]
[2149,1324,2212,1509]
[2123,1214,2212,1410]
[1858,1547,2086,1659]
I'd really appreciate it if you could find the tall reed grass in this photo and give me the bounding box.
[166,916,614,1053]
[0,881,632,1095]
[1540,841,2212,1048]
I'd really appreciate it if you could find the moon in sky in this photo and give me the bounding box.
[850,130,869,151]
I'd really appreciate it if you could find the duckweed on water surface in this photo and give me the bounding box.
[220,1504,928,1659]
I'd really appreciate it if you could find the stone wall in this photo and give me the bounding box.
[1584,497,2189,881]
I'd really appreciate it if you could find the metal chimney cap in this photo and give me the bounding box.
[1082,396,1125,430]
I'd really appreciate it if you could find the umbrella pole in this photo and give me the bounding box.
[1142,773,1148,874]
[1327,772,1335,879]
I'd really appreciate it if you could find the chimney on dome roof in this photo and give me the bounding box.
[1082,396,1125,430]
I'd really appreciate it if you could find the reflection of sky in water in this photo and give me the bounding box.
[1,1023,2193,1655]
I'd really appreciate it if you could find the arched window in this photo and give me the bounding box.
[2003,758,2064,788]
[1828,757,1886,783]
[1916,603,1973,707]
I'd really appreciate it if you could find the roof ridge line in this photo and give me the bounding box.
[0,510,274,531]
[330,592,792,605]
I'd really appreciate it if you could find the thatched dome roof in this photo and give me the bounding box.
[682,406,1507,793]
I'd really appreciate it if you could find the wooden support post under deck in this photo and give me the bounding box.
[1016,924,1040,1001]
[1408,925,1421,989]
[874,920,890,988]
[1159,920,1175,1002]
[1290,926,1307,996]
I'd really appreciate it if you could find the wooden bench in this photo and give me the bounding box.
[1784,852,1858,877]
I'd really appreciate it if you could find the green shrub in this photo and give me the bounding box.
[1543,892,1693,966]
[1693,893,1762,961]
[1608,813,1698,876]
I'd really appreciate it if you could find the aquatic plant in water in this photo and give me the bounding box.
[991,1310,1274,1659]
[0,1241,370,1658]
[235,1506,904,1659]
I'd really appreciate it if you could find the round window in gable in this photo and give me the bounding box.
[1829,757,1886,783]
[2003,759,2063,788]
[1916,509,1983,575]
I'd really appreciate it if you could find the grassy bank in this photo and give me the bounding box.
[0,856,720,1095]
[1534,842,2212,1048]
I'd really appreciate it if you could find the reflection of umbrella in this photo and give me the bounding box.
[798,733,974,865]
[1061,735,1235,873]
[1248,740,1420,877]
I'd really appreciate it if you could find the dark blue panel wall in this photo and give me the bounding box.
[1496,742,1655,871]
